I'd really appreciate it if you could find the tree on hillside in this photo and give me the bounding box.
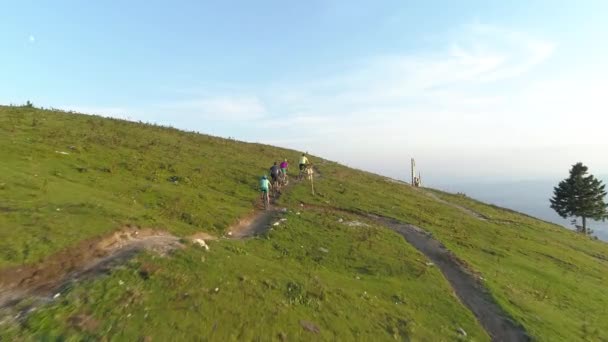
[550,162,608,235]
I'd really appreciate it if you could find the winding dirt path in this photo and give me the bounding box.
[228,176,298,239]
[302,203,529,342]
[0,228,183,311]
[0,171,527,341]
[0,182,290,315]
[371,215,529,342]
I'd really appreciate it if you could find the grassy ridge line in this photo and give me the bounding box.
[0,105,311,267]
[281,163,608,341]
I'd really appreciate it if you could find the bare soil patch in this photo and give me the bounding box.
[0,226,182,309]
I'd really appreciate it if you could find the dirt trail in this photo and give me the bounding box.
[373,216,529,342]
[0,228,183,311]
[422,190,489,221]
[228,209,279,238]
[302,203,529,342]
[228,174,302,239]
[0,179,294,315]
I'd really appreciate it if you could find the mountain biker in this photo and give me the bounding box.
[299,153,309,174]
[260,175,271,202]
[270,162,281,185]
[280,159,289,176]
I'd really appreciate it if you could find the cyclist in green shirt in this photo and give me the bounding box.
[260,175,272,208]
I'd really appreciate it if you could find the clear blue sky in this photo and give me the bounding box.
[2,1,607,183]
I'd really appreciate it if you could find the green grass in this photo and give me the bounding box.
[1,210,487,341]
[2,105,608,341]
[283,162,608,341]
[0,106,299,267]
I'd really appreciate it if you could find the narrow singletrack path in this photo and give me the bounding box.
[228,175,297,239]
[228,208,279,239]
[302,203,529,342]
[0,228,184,324]
[0,176,296,316]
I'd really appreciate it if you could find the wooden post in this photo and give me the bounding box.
[308,166,315,196]
[411,158,416,186]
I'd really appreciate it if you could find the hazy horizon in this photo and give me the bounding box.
[434,178,608,242]
[2,1,608,183]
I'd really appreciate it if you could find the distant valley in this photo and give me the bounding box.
[433,178,608,241]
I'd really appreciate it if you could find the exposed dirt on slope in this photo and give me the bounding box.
[228,209,279,238]
[0,227,184,309]
[227,174,301,239]
[0,176,300,314]
[0,180,296,316]
[374,216,529,342]
[301,203,529,342]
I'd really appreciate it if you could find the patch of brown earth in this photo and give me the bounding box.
[227,209,279,239]
[0,226,182,308]
[227,180,293,239]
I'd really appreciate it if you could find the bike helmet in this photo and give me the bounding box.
[262,175,267,179]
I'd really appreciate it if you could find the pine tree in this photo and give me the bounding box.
[550,162,608,234]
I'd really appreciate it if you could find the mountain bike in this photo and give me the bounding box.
[272,178,281,198]
[298,164,306,181]
[261,190,270,210]
[279,172,289,187]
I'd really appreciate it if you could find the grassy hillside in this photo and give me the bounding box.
[285,162,608,340]
[2,210,487,340]
[0,105,293,267]
[1,105,608,340]
[0,106,486,340]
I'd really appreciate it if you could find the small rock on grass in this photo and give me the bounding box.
[300,320,320,334]
[318,247,329,253]
[457,327,467,337]
[193,238,210,251]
